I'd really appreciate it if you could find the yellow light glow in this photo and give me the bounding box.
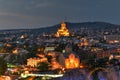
[0,76,11,80]
[55,22,70,37]
[65,53,80,69]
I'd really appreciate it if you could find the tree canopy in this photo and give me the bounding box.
[0,57,7,75]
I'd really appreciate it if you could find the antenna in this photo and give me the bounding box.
[64,17,67,22]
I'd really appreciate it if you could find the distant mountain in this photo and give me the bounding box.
[31,21,120,34]
[0,22,120,35]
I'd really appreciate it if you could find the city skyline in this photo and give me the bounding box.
[0,0,120,29]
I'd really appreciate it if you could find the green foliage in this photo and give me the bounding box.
[55,44,66,52]
[26,46,38,58]
[0,57,7,75]
[83,58,108,70]
[0,48,6,53]
[92,71,99,80]
[109,58,119,65]
[37,62,50,71]
[46,55,52,63]
[87,58,109,80]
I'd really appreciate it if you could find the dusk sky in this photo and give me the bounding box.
[0,0,120,29]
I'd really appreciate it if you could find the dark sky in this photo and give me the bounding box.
[0,0,120,29]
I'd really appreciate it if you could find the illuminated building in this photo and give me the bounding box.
[44,47,55,53]
[104,35,120,43]
[12,49,18,54]
[55,22,70,37]
[0,76,11,80]
[27,57,47,67]
[47,52,62,70]
[6,43,11,47]
[65,53,80,69]
[79,37,89,47]
[20,35,25,39]
[12,48,28,54]
[51,58,61,70]
[83,37,89,46]
[37,48,44,53]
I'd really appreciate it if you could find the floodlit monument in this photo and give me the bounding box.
[65,53,80,69]
[55,22,70,37]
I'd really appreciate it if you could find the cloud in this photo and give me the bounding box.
[0,10,58,29]
[0,11,29,19]
[34,2,53,8]
[26,0,55,10]
[0,0,119,29]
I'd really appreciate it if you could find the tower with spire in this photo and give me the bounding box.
[55,22,70,37]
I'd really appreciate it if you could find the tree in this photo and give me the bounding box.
[37,62,50,71]
[0,57,7,75]
[55,44,66,52]
[87,58,108,80]
[26,45,38,58]
[46,55,52,63]
[109,58,119,66]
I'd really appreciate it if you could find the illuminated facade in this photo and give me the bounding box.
[65,53,80,69]
[51,58,61,70]
[20,35,25,39]
[55,22,70,37]
[27,58,47,67]
[104,35,120,43]
[12,48,28,54]
[0,76,11,80]
[47,52,62,70]
[79,37,89,47]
